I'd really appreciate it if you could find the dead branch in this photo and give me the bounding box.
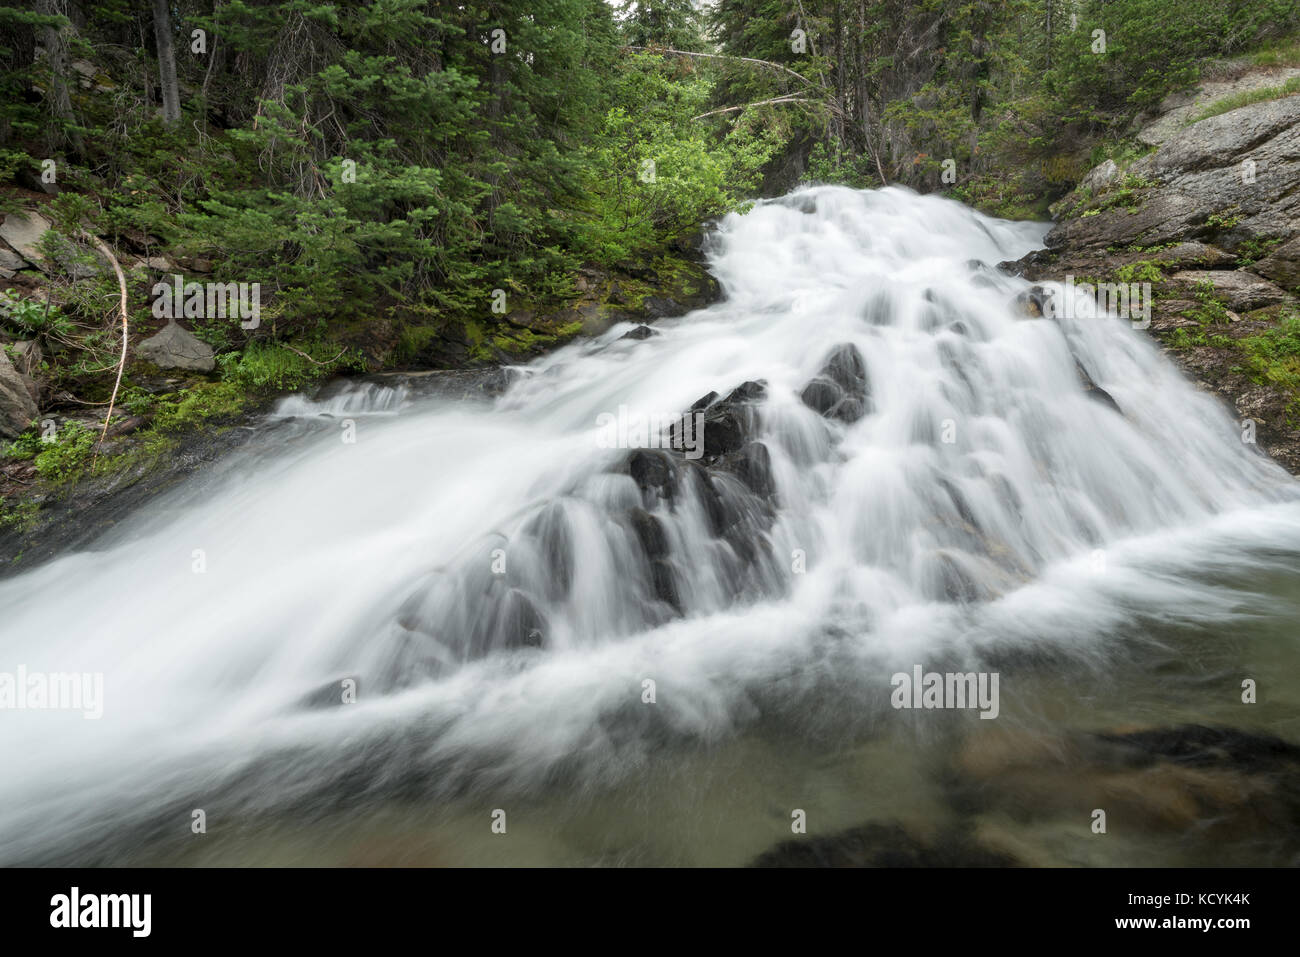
[693,95,836,121]
[624,46,830,91]
[80,230,129,443]
[281,343,348,366]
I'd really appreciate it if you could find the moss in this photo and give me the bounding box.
[393,323,442,363]
[150,381,246,433]
[0,496,40,534]
[217,341,361,391]
[32,423,97,483]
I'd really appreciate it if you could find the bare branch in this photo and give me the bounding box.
[80,230,129,443]
[624,46,829,91]
[693,96,834,120]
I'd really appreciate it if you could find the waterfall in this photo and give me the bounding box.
[3,185,1299,865]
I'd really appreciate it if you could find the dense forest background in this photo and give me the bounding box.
[0,0,1298,430]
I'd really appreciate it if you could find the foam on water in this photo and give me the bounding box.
[2,185,1298,863]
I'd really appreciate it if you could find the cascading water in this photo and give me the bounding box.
[3,185,1300,866]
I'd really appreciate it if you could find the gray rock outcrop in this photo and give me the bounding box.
[136,320,216,372]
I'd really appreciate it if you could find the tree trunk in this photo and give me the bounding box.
[34,0,84,153]
[152,0,182,126]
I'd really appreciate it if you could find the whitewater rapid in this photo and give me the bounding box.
[2,185,1298,864]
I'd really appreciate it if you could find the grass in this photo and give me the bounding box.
[1189,75,1300,124]
[1247,36,1300,67]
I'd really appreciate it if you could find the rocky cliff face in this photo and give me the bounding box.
[1005,70,1300,473]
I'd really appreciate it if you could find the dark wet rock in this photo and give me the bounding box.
[700,407,748,458]
[751,821,1018,868]
[799,377,842,416]
[729,441,774,497]
[641,297,681,319]
[628,508,668,559]
[685,463,730,536]
[997,248,1052,278]
[521,502,574,601]
[489,587,548,653]
[650,558,681,612]
[1012,285,1050,318]
[627,449,678,499]
[1073,361,1122,415]
[689,390,718,411]
[823,344,866,393]
[799,344,869,423]
[674,380,765,461]
[725,380,767,403]
[618,324,658,341]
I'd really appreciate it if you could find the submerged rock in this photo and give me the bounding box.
[751,821,1018,868]
[948,724,1300,857]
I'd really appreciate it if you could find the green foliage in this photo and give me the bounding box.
[32,422,96,482]
[3,427,44,461]
[1116,260,1165,284]
[1237,312,1300,418]
[574,55,781,262]
[1188,279,1234,325]
[217,342,360,392]
[1236,236,1284,267]
[0,291,71,338]
[1205,210,1242,231]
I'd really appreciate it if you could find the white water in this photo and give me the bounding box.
[2,185,1300,864]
